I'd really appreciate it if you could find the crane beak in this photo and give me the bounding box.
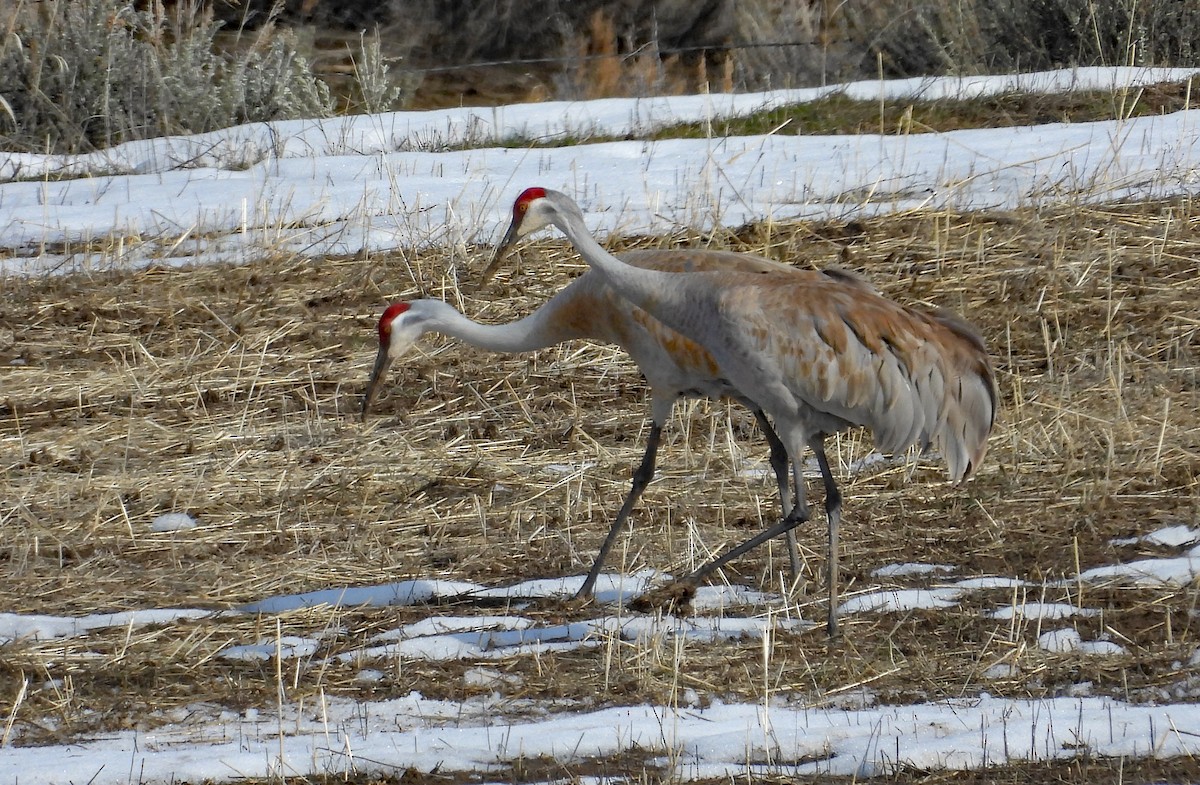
[360,343,393,421]
[480,219,521,287]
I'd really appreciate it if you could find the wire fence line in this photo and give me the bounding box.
[404,39,838,74]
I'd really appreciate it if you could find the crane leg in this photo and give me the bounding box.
[681,473,811,588]
[751,408,802,587]
[574,422,663,600]
[810,439,843,638]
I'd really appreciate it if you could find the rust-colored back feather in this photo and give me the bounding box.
[680,268,994,482]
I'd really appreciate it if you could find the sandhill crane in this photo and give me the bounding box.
[492,187,997,636]
[362,248,837,600]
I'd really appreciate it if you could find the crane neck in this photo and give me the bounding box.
[418,295,584,354]
[551,213,682,314]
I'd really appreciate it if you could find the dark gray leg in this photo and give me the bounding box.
[574,423,662,600]
[682,465,811,586]
[751,407,802,584]
[810,438,843,638]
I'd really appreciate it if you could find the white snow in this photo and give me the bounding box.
[838,587,962,613]
[1111,525,1200,548]
[0,514,1194,781]
[237,579,484,612]
[3,66,1200,782]
[0,608,213,644]
[1037,629,1128,656]
[0,692,1192,782]
[3,66,1199,276]
[219,636,321,662]
[873,562,956,578]
[149,512,198,532]
[988,603,1099,621]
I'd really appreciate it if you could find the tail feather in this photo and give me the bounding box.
[929,309,997,483]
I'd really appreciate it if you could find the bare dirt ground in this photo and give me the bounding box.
[1,199,1198,782]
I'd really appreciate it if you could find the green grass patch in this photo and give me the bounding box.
[477,79,1197,152]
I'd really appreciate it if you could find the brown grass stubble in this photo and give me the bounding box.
[0,199,1197,757]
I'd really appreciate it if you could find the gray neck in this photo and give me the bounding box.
[418,297,578,354]
[551,211,683,315]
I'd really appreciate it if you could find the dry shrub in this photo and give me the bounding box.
[557,9,692,100]
[730,0,855,89]
[836,0,1200,77]
[0,0,335,153]
[694,52,736,94]
[581,9,623,99]
[729,0,1200,90]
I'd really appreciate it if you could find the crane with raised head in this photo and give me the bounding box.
[362,246,839,600]
[490,187,997,637]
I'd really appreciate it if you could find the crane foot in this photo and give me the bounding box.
[627,579,697,614]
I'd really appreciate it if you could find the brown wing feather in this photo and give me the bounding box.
[704,271,993,481]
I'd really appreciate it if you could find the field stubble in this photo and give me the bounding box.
[0,198,1198,781]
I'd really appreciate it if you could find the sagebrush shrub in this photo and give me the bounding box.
[842,0,1200,77]
[0,0,335,154]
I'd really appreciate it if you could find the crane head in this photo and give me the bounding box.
[481,186,551,285]
[361,301,421,420]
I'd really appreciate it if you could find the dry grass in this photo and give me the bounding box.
[0,198,1198,782]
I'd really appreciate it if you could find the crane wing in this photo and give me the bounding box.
[707,272,991,479]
